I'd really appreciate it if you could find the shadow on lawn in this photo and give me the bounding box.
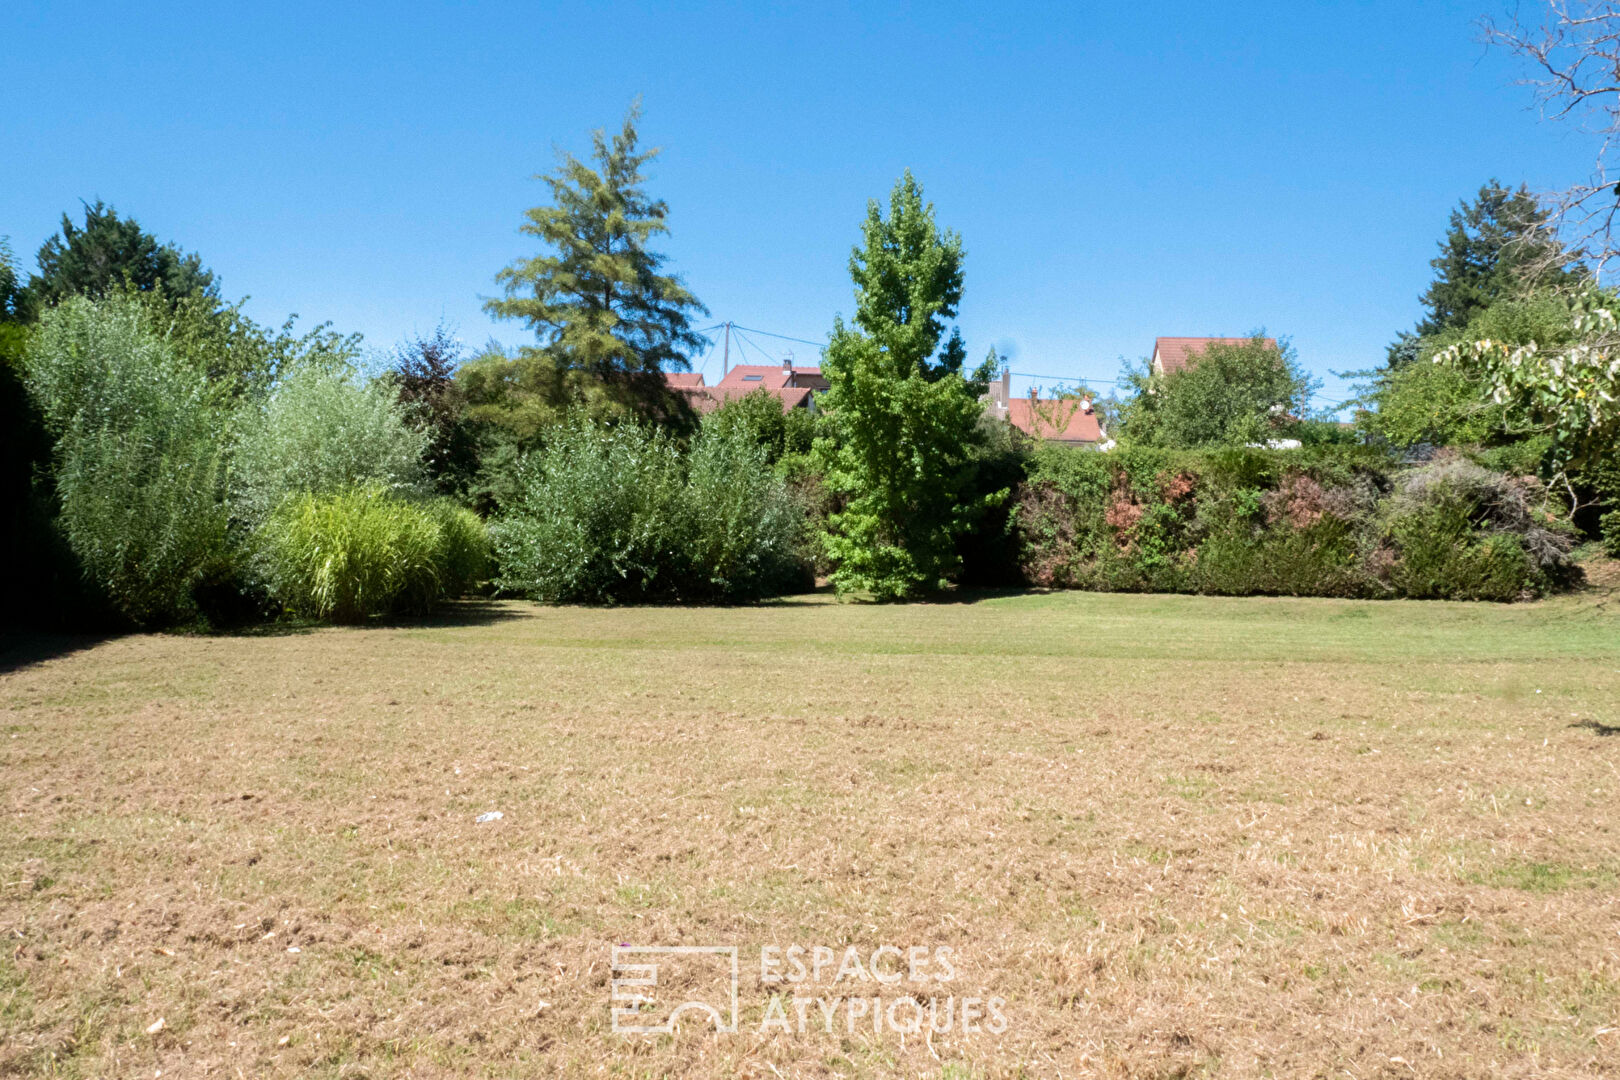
[0,628,113,675]
[0,600,527,674]
[1571,719,1620,737]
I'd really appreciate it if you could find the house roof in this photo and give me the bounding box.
[1152,336,1277,376]
[663,371,707,388]
[672,383,812,414]
[1006,394,1103,444]
[717,364,827,391]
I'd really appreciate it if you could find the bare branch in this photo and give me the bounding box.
[1487,1,1620,277]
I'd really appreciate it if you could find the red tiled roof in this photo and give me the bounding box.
[717,365,827,391]
[1006,394,1103,444]
[664,371,706,388]
[1152,336,1277,376]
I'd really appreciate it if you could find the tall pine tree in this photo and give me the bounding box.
[485,105,708,425]
[818,172,999,600]
[1389,180,1582,366]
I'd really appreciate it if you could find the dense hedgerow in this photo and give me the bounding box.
[1014,444,1574,601]
[255,486,490,622]
[23,296,233,625]
[492,418,811,604]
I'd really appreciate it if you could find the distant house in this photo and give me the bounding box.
[664,360,824,414]
[1150,336,1277,376]
[982,368,1106,447]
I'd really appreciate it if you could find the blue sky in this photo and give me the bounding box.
[1,1,1591,409]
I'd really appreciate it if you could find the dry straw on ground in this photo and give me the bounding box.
[1,582,1617,1078]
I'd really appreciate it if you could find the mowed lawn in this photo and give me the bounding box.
[2,586,1618,1079]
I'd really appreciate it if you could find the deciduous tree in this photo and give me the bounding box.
[817,172,1000,599]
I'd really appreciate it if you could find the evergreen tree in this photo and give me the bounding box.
[1390,181,1582,365]
[485,105,708,425]
[817,171,1000,600]
[17,201,218,320]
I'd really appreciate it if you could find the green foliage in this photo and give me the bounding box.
[817,172,1000,599]
[485,104,707,426]
[1435,287,1620,470]
[0,237,20,323]
[424,498,493,597]
[151,290,361,404]
[1394,180,1583,362]
[683,425,814,597]
[1602,509,1620,557]
[256,486,447,623]
[392,325,480,498]
[232,364,428,527]
[492,419,809,604]
[1362,295,1574,449]
[15,201,218,320]
[1015,445,1572,601]
[1118,335,1317,449]
[702,388,816,468]
[23,295,231,625]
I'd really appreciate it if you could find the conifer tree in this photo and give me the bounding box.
[485,105,708,424]
[1388,181,1583,366]
[817,172,999,599]
[17,201,217,320]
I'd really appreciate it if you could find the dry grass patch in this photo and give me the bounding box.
[2,587,1618,1078]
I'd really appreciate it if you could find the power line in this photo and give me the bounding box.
[1011,371,1121,386]
[732,327,791,365]
[730,324,825,349]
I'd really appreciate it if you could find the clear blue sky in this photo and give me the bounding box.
[1,1,1591,409]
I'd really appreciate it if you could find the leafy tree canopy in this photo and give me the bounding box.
[17,201,218,320]
[817,172,1001,600]
[1435,285,1620,469]
[485,104,707,425]
[1119,335,1317,449]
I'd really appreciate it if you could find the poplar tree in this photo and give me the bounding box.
[485,105,708,424]
[818,171,999,600]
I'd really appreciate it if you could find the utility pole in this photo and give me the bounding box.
[721,321,731,378]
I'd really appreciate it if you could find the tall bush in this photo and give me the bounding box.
[23,295,231,625]
[492,419,809,603]
[233,363,427,526]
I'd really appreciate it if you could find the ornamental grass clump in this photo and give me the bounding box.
[257,486,446,622]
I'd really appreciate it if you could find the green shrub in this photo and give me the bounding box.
[23,295,232,626]
[492,419,811,604]
[684,424,813,598]
[493,420,689,603]
[233,364,427,526]
[702,388,817,468]
[1601,510,1620,558]
[426,499,493,596]
[256,486,445,622]
[1015,444,1570,601]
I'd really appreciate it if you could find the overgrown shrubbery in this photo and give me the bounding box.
[492,418,811,603]
[23,296,234,625]
[255,486,490,622]
[1014,444,1574,600]
[232,363,428,527]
